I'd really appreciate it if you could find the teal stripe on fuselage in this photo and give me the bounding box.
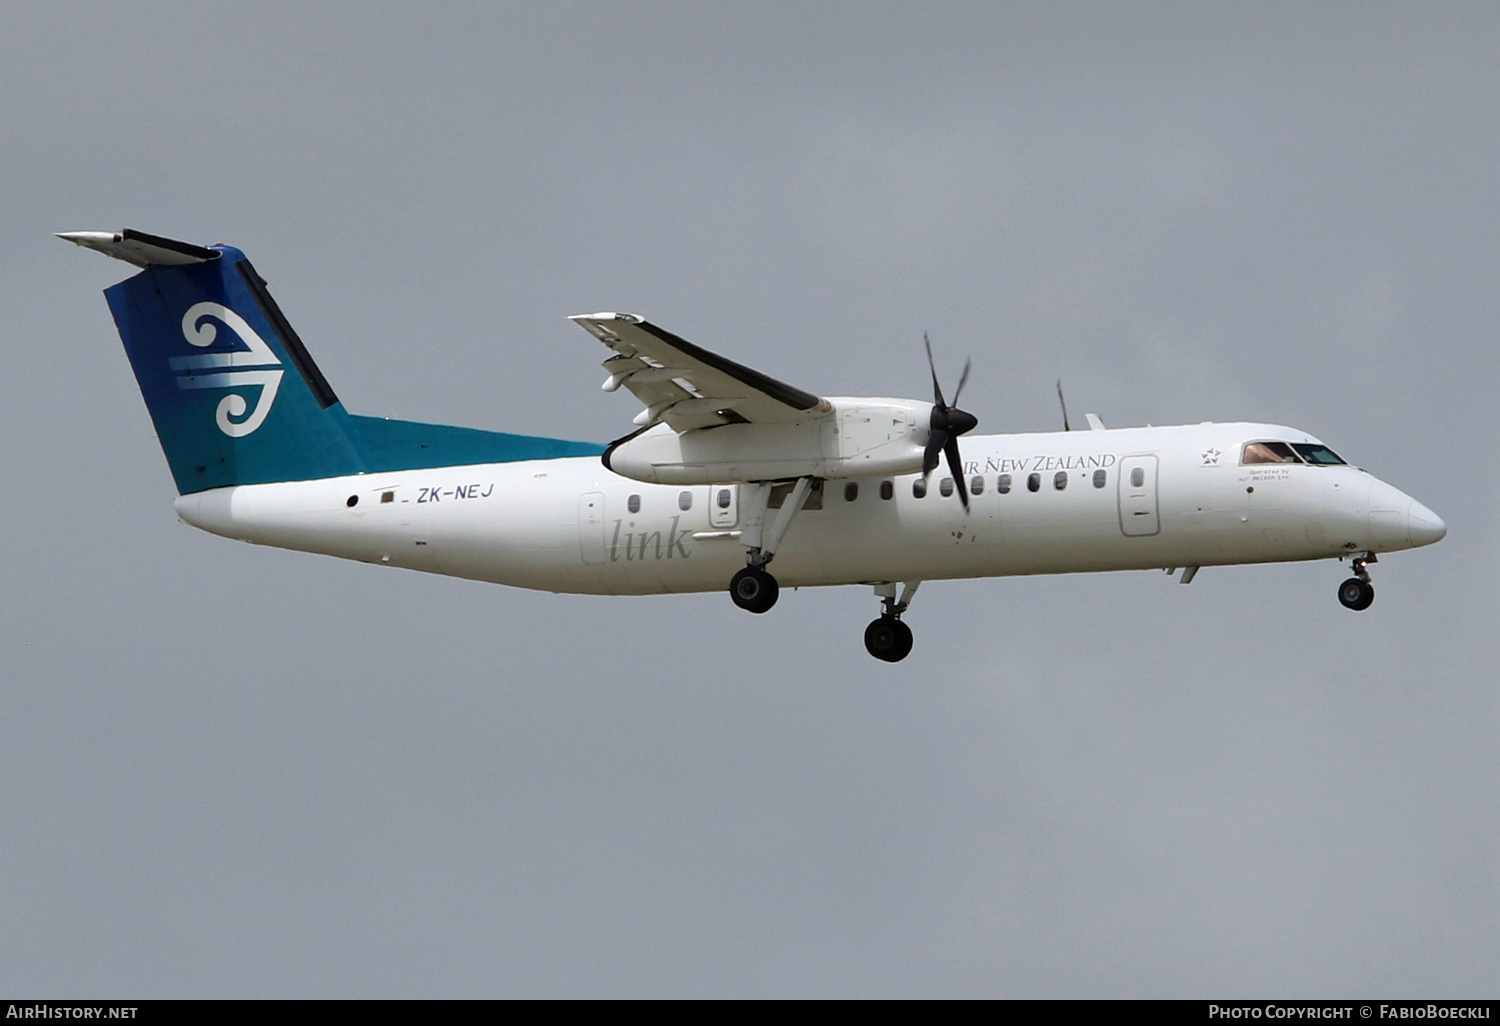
[346,415,605,474]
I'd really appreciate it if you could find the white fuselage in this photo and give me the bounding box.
[172,422,1445,595]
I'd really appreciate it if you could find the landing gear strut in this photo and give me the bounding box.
[864,581,920,662]
[1338,553,1376,611]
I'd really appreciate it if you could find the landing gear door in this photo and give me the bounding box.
[1118,455,1160,537]
[579,491,607,564]
[710,484,738,529]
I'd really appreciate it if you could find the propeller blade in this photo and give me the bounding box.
[944,434,969,511]
[918,332,978,501]
[923,332,946,407]
[953,357,972,406]
[1056,379,1071,432]
[923,428,948,478]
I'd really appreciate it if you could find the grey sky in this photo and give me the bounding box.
[1,2,1495,997]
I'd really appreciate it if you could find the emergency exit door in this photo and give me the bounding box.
[579,492,607,564]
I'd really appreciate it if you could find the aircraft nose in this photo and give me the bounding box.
[1407,499,1447,547]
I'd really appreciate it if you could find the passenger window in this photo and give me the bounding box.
[912,479,927,499]
[1092,469,1107,489]
[628,494,641,514]
[1242,441,1303,465]
[997,474,1012,494]
[844,482,858,502]
[1027,473,1041,493]
[970,475,984,496]
[381,491,395,503]
[879,480,893,500]
[678,491,693,511]
[716,488,731,509]
[1054,471,1068,491]
[1130,467,1144,488]
[940,478,954,497]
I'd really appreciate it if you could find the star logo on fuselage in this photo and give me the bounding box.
[1202,447,1221,466]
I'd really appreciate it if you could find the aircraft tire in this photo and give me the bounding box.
[1338,577,1375,611]
[730,566,779,613]
[864,617,914,662]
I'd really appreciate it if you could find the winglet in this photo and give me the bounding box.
[56,228,219,268]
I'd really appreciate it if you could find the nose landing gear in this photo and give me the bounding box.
[1337,553,1376,611]
[864,617,914,662]
[864,581,920,662]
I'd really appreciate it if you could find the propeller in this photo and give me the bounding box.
[922,332,980,511]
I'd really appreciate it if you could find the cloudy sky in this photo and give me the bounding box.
[2,2,1496,997]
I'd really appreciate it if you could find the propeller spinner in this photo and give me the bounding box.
[921,333,979,511]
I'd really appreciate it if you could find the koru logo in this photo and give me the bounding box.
[168,302,284,437]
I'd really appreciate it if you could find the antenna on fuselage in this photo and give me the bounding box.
[1056,379,1072,431]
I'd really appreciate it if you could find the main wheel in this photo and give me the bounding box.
[729,566,779,613]
[864,617,914,662]
[1338,577,1375,611]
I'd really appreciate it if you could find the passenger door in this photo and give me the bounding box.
[1118,455,1160,536]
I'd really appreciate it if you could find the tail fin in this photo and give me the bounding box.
[62,230,606,493]
[61,230,363,493]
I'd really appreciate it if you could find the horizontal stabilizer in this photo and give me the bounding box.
[56,228,219,268]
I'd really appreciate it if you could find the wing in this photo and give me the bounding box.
[570,313,828,432]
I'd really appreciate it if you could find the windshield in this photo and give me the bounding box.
[1241,440,1348,466]
[1242,441,1301,464]
[1291,443,1346,465]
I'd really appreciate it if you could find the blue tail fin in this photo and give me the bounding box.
[65,230,603,493]
[99,235,364,492]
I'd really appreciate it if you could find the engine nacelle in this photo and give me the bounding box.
[604,397,931,484]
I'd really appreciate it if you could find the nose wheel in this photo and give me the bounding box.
[1337,554,1375,611]
[1338,577,1374,611]
[864,616,914,662]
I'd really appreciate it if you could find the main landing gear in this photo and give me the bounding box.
[730,566,779,614]
[726,476,815,616]
[864,582,920,662]
[1338,553,1376,611]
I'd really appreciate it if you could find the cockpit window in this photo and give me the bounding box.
[1291,443,1346,465]
[1241,441,1302,465]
